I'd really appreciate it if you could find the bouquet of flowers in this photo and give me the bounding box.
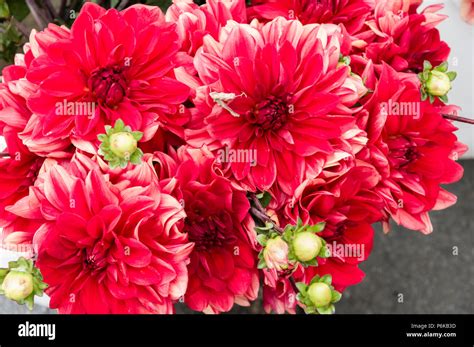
[0,0,468,314]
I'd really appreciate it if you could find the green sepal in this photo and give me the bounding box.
[446,71,457,81]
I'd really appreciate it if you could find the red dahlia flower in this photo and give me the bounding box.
[166,0,246,74]
[262,165,383,314]
[8,154,192,313]
[0,59,52,245]
[357,1,450,72]
[187,18,362,198]
[24,3,190,154]
[166,147,259,313]
[358,64,466,233]
[248,0,373,34]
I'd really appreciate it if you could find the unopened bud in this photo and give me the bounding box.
[307,282,332,307]
[110,132,137,159]
[2,271,34,301]
[426,70,451,97]
[292,232,322,262]
[263,237,289,271]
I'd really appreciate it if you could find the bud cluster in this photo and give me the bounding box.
[256,218,330,271]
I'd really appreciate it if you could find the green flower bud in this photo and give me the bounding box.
[426,70,451,96]
[110,132,137,159]
[98,119,144,169]
[292,231,322,262]
[2,271,34,301]
[307,282,332,307]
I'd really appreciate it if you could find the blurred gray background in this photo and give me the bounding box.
[1,160,472,314]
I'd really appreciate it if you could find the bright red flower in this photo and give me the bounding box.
[24,3,190,154]
[187,18,362,199]
[166,0,246,74]
[248,0,373,34]
[0,56,52,245]
[167,147,259,313]
[358,64,466,233]
[262,165,383,313]
[356,1,450,72]
[8,154,193,313]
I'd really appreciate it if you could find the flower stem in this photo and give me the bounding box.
[288,276,299,293]
[248,193,284,233]
[443,114,474,124]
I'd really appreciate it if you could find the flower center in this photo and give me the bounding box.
[186,213,236,252]
[88,65,127,107]
[83,242,108,274]
[388,136,422,169]
[246,95,291,135]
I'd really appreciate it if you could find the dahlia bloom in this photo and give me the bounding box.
[358,64,466,233]
[187,18,362,198]
[163,147,259,313]
[7,154,192,313]
[261,165,383,314]
[356,0,450,72]
[166,0,246,74]
[262,269,297,314]
[285,166,383,287]
[248,0,373,34]
[24,3,190,154]
[0,58,50,244]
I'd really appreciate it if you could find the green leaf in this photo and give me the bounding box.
[146,0,173,11]
[295,282,307,294]
[420,89,428,101]
[318,245,331,258]
[25,295,34,310]
[307,222,325,233]
[258,191,272,208]
[114,119,125,131]
[316,304,335,315]
[296,217,303,229]
[435,61,448,72]
[129,150,143,165]
[131,131,143,141]
[257,258,267,269]
[428,94,435,104]
[446,71,457,81]
[438,94,448,103]
[0,268,8,278]
[331,290,342,303]
[302,258,318,267]
[6,0,29,21]
[256,234,268,246]
[0,1,10,18]
[320,274,332,285]
[282,229,292,243]
[309,275,320,285]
